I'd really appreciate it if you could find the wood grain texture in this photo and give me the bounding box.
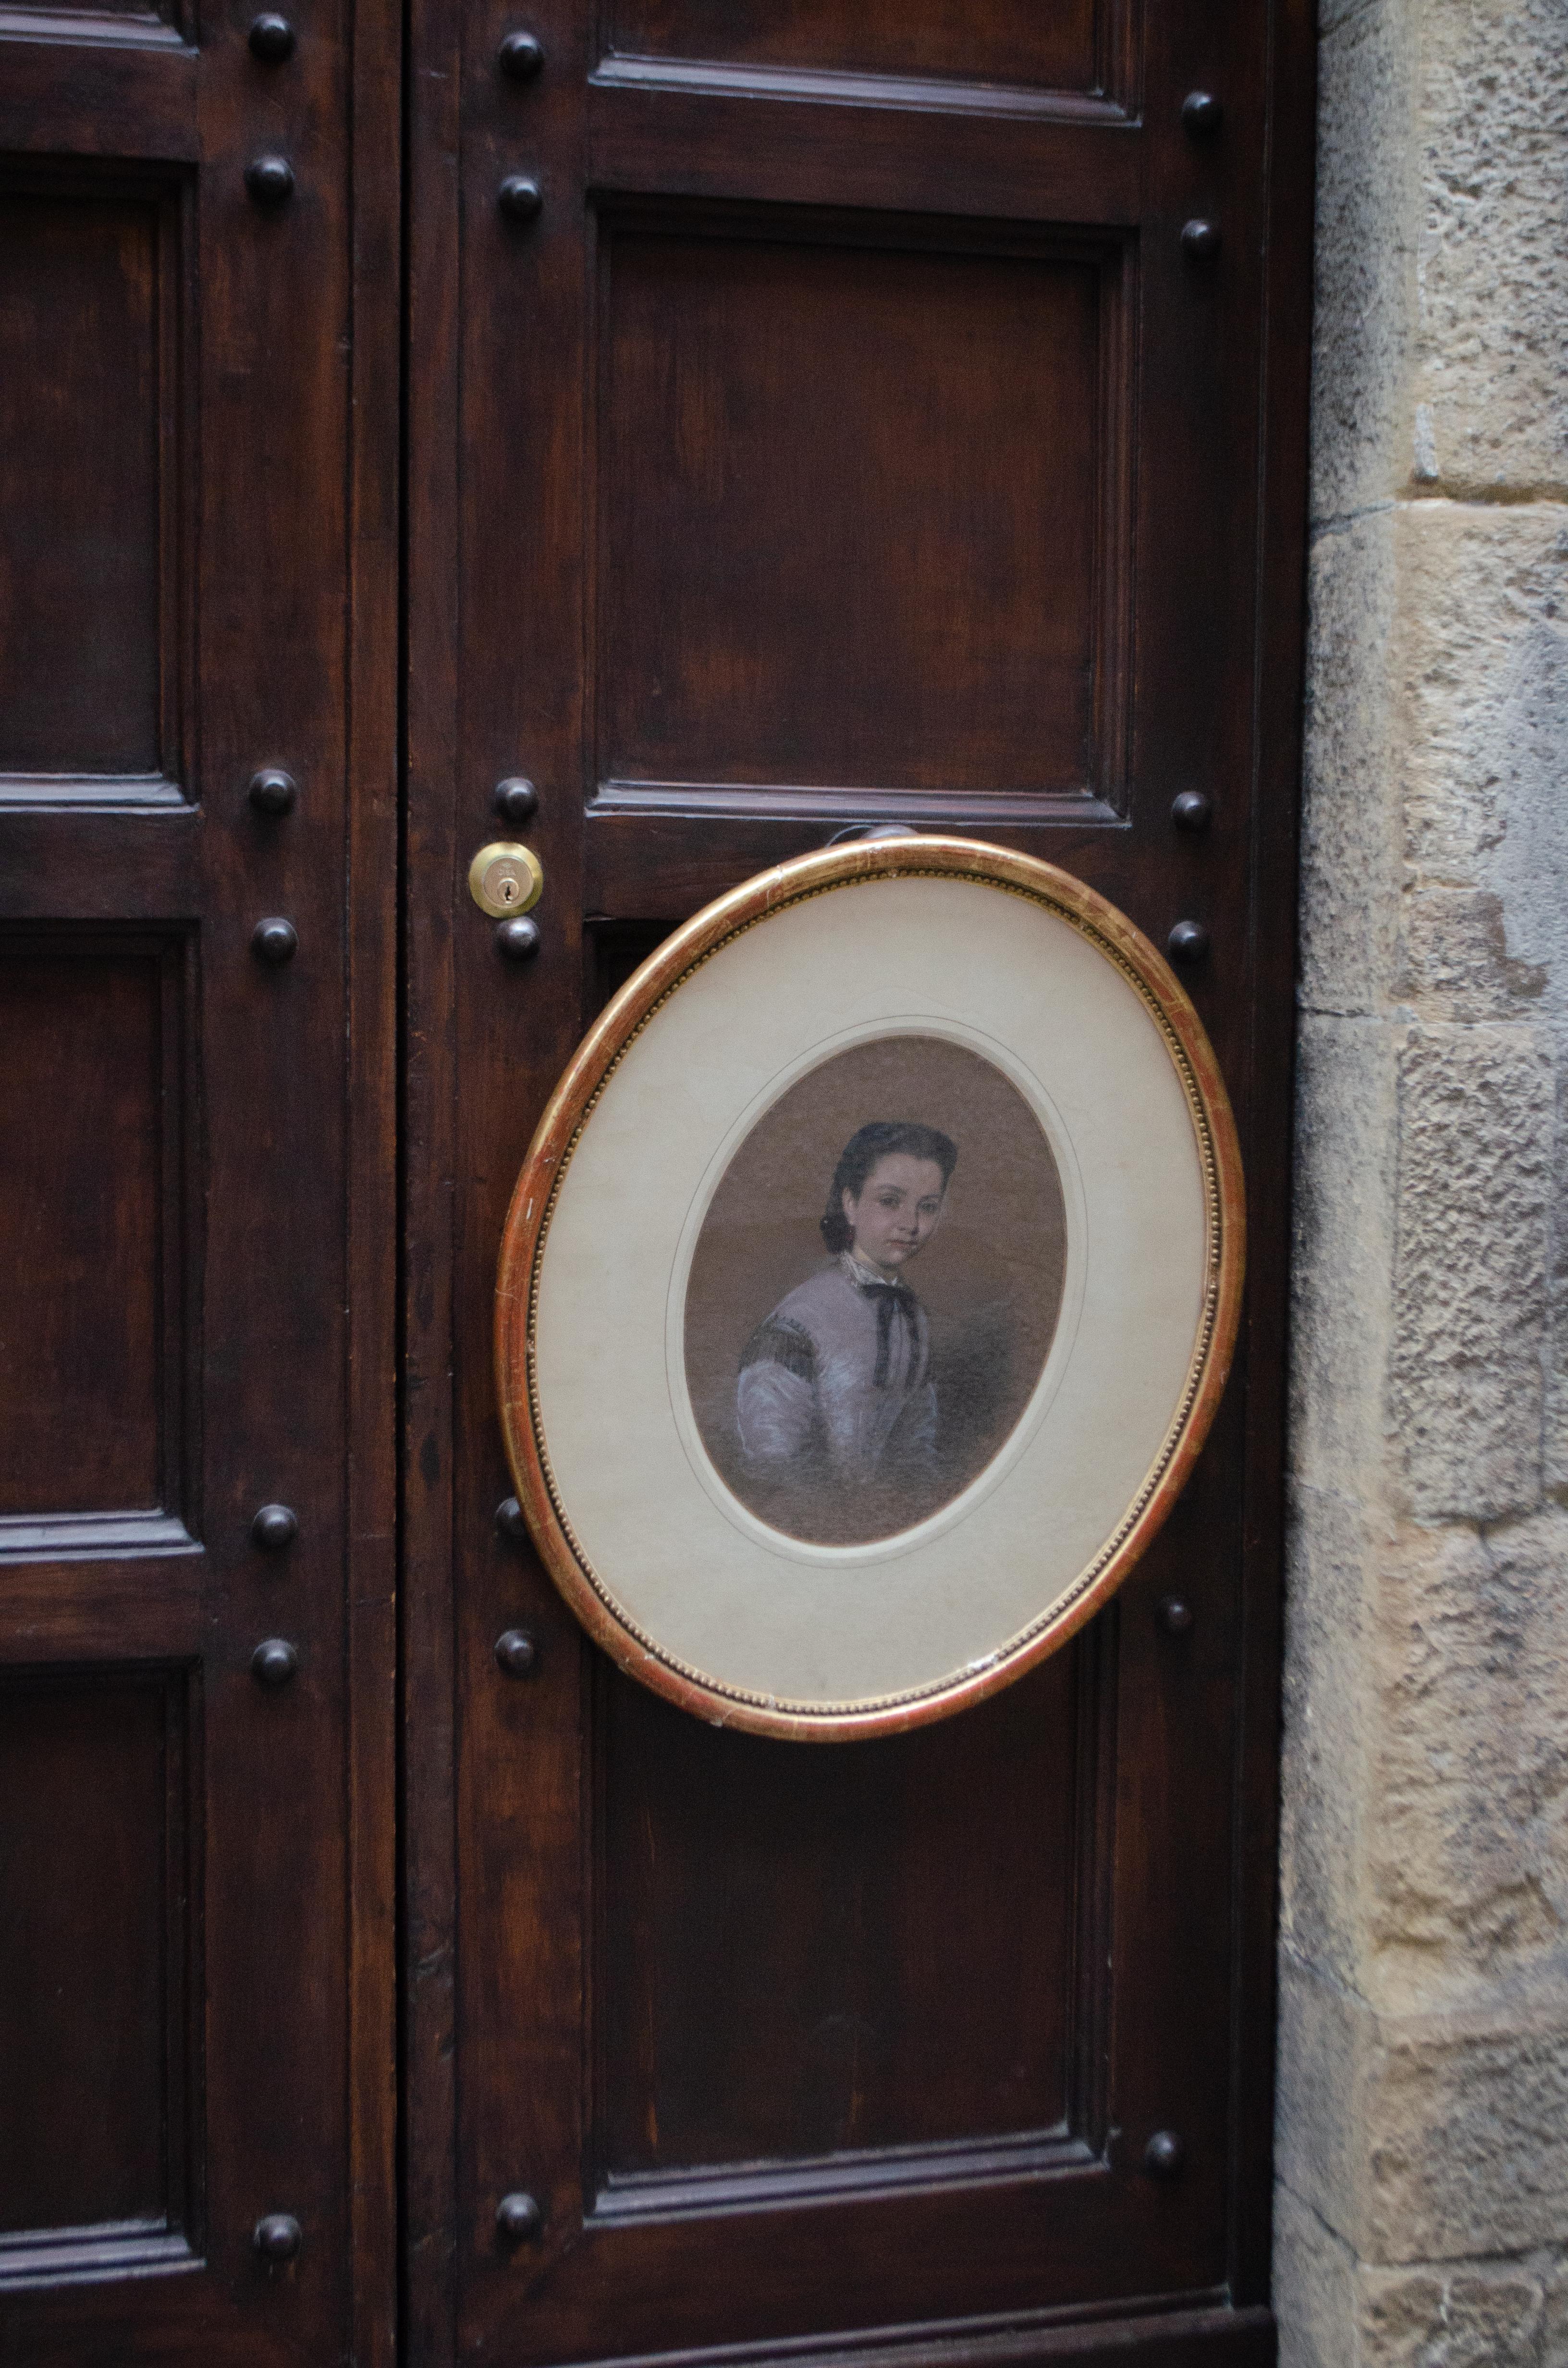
[0,1671,192,2245]
[0,185,170,780]
[0,940,175,1520]
[605,0,1102,95]
[596,225,1115,802]
[0,45,197,164]
[594,1647,1091,2180]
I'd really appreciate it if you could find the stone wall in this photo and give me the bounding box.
[1279,0,1568,2355]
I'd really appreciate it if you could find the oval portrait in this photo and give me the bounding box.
[496,837,1244,1741]
[682,1036,1067,1548]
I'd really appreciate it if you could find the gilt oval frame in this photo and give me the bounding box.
[495,836,1245,1742]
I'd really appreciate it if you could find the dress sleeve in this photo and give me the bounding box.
[736,1317,816,1462]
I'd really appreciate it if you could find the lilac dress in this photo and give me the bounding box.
[736,1251,937,1486]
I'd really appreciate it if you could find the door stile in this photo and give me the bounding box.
[346,0,405,2354]
[403,0,465,2344]
[1225,0,1316,2306]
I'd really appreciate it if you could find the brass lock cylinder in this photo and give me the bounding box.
[468,842,544,919]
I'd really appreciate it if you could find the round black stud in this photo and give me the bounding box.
[1167,919,1211,966]
[254,2212,302,2261]
[1144,2130,1187,2180]
[496,915,540,961]
[498,29,544,78]
[495,1495,529,1542]
[249,767,298,817]
[1171,789,1213,834]
[245,155,295,210]
[498,175,542,223]
[1180,218,1222,262]
[252,916,298,966]
[493,776,539,825]
[1181,89,1223,137]
[248,12,296,62]
[495,1629,538,1678]
[1158,1596,1194,1635]
[496,2192,543,2244]
[251,1638,299,1688]
[251,1503,299,1552]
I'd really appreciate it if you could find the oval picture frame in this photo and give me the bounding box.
[496,836,1244,1741]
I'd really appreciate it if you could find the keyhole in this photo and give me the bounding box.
[468,840,542,919]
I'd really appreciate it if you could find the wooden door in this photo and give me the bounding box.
[405,1,1312,2364]
[0,0,398,2357]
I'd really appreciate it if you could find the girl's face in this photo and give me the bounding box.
[843,1153,947,1278]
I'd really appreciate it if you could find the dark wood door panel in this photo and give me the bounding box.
[402,0,1313,2356]
[593,1651,1089,2183]
[457,1525,1235,2362]
[0,1671,195,2266]
[0,48,199,164]
[410,0,1308,2353]
[0,185,174,784]
[0,938,187,1535]
[602,0,1108,98]
[595,220,1115,807]
[0,0,398,2352]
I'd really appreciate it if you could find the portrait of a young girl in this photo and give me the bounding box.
[736,1121,956,1497]
[681,1033,1067,1549]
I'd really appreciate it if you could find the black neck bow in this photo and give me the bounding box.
[857,1276,916,1388]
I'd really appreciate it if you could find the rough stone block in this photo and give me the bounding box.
[1360,2264,1544,2366]
[1396,505,1568,896]
[1369,2010,1568,2259]
[1299,515,1403,1013]
[1542,2260,1568,2364]
[1413,0,1568,497]
[1312,0,1417,518]
[1276,1948,1369,2245]
[1390,1024,1551,1521]
[1401,887,1547,1023]
[1548,1061,1568,1496]
[1278,1951,1568,2263]
[1290,1017,1399,1494]
[1367,1512,1568,1987]
[1274,2182,1357,2368]
[1358,2268,1448,2367]
[1280,1479,1371,1983]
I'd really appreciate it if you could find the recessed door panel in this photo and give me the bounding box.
[0,1671,195,2263]
[0,184,179,790]
[597,223,1121,806]
[595,1647,1099,2187]
[603,0,1110,100]
[0,939,182,1531]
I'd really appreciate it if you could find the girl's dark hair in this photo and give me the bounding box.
[820,1122,958,1254]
